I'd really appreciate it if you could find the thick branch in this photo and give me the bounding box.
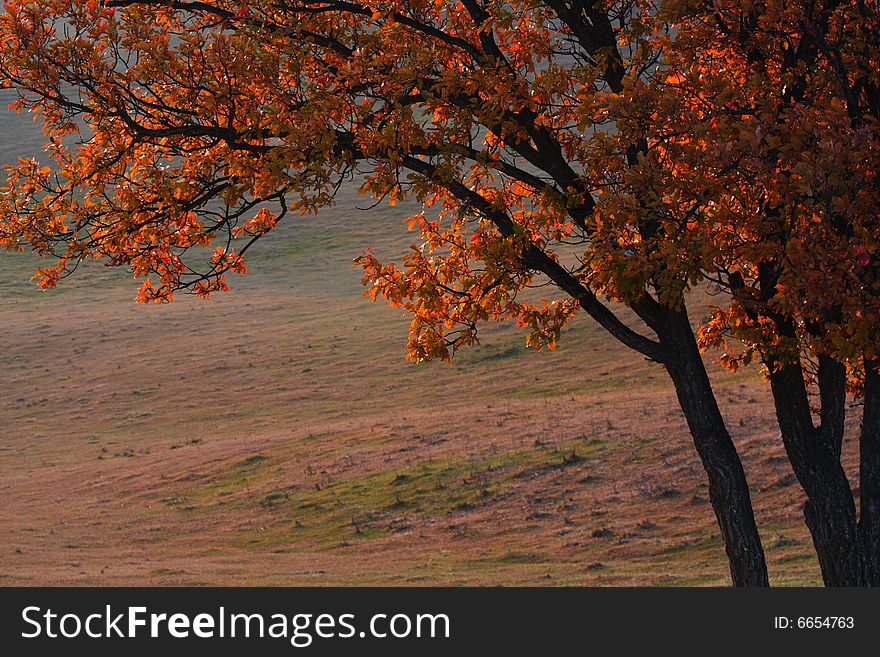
[400,155,666,362]
[817,354,847,460]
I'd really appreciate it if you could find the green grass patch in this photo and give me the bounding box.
[174,440,604,550]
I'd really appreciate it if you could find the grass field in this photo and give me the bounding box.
[0,93,844,586]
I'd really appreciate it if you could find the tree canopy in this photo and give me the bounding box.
[1,0,878,586]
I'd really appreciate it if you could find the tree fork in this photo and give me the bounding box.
[768,364,868,586]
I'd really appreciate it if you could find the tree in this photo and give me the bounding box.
[0,0,876,586]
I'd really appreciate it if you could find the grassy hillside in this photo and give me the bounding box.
[0,93,839,585]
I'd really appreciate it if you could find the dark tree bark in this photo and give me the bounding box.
[655,305,770,586]
[768,362,868,586]
[817,354,847,459]
[860,361,880,585]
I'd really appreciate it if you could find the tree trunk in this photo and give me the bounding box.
[860,361,880,585]
[658,307,770,586]
[768,363,868,586]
